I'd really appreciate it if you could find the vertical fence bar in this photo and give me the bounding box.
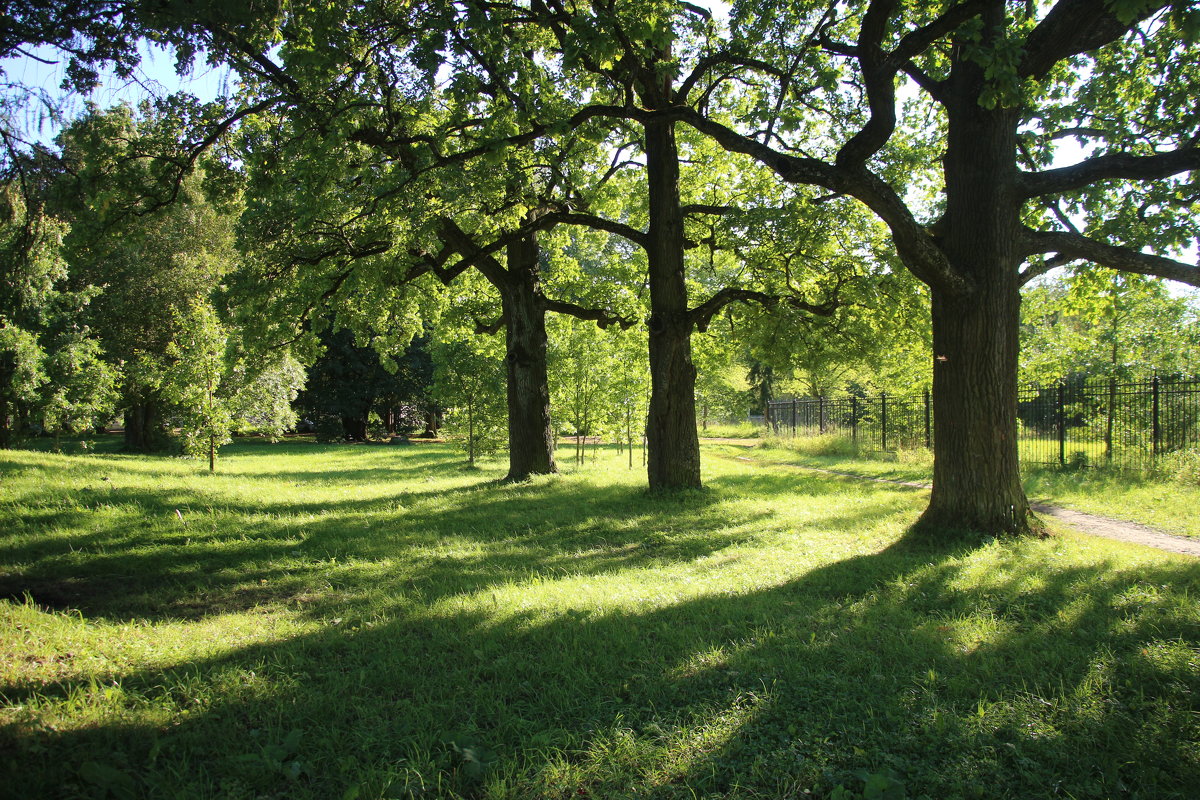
[881,391,889,451]
[923,389,931,449]
[1057,382,1066,466]
[791,398,797,437]
[851,396,858,445]
[819,395,826,434]
[1152,375,1161,456]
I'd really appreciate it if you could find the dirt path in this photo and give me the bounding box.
[729,455,1200,557]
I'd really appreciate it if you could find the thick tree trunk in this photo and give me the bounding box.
[921,280,1033,535]
[501,232,557,482]
[644,116,702,490]
[123,395,166,452]
[422,407,441,437]
[917,66,1037,537]
[341,415,368,442]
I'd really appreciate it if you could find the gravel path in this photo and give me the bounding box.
[730,456,1200,557]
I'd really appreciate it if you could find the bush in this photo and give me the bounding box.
[1155,449,1200,485]
[313,415,346,443]
[761,433,860,457]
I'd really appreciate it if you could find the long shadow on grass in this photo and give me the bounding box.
[4,530,1199,799]
[0,455,915,624]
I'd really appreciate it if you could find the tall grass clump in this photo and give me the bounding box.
[760,432,860,457]
[698,421,763,439]
[1153,449,1200,486]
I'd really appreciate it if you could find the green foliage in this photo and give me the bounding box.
[160,299,233,468]
[51,106,237,446]
[432,292,506,464]
[296,327,431,442]
[1021,271,1200,383]
[549,316,614,460]
[39,327,119,434]
[223,351,306,440]
[0,187,117,443]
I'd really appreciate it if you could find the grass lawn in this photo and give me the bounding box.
[2,438,1199,799]
[739,436,1200,539]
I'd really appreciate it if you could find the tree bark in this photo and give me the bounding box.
[123,395,166,452]
[500,231,557,481]
[341,414,368,441]
[644,115,702,490]
[916,56,1037,537]
[921,279,1034,535]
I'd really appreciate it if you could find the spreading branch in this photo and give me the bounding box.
[1019,0,1164,80]
[1019,143,1200,199]
[671,106,970,294]
[551,211,649,248]
[544,298,635,329]
[688,286,840,333]
[1024,228,1200,287]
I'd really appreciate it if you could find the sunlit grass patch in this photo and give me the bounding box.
[731,438,1200,539]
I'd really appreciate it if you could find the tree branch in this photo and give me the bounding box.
[437,217,510,285]
[688,287,840,333]
[1025,228,1200,287]
[681,203,734,216]
[474,314,506,335]
[672,106,970,294]
[677,51,787,104]
[1018,0,1164,80]
[552,211,649,249]
[544,298,635,329]
[833,0,899,169]
[1019,143,1200,198]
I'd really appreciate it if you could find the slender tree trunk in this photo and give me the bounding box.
[499,232,557,482]
[917,68,1036,537]
[627,407,634,469]
[207,373,216,472]
[467,396,476,465]
[644,116,701,490]
[423,407,441,437]
[0,395,11,450]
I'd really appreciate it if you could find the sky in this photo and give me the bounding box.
[1,41,234,146]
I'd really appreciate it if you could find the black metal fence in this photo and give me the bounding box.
[767,375,1200,471]
[1017,376,1200,468]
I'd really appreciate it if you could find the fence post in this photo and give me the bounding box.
[851,396,858,445]
[1152,374,1161,456]
[881,391,889,451]
[819,395,826,434]
[792,398,797,437]
[923,389,931,449]
[1057,382,1066,466]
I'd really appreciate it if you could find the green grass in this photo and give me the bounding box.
[698,422,763,439]
[3,437,1199,799]
[746,435,1200,539]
